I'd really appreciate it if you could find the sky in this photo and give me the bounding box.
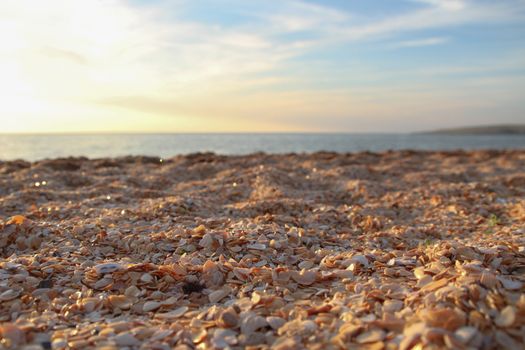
[1,0,525,133]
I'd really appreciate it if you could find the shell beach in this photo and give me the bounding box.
[0,150,523,349]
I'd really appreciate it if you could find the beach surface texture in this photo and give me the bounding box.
[0,151,524,349]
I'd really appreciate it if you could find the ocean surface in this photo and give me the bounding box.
[1,133,524,161]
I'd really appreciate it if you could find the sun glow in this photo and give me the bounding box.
[0,0,523,133]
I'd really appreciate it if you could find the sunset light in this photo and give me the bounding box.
[1,0,524,133]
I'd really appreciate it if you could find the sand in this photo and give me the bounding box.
[0,150,524,349]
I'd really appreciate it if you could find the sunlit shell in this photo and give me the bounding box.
[383,299,403,313]
[420,308,466,331]
[355,329,386,344]
[494,306,516,327]
[0,323,25,347]
[108,295,132,310]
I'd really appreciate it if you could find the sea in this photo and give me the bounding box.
[1,133,524,161]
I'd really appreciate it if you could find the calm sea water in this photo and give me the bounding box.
[1,133,524,161]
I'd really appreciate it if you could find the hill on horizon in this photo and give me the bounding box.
[419,124,525,135]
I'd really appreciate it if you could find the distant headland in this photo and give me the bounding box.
[418,124,525,135]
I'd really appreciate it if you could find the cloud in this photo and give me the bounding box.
[410,0,467,11]
[389,37,449,49]
[1,0,524,132]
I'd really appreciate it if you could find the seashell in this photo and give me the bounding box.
[420,308,466,331]
[298,260,314,269]
[290,270,317,285]
[494,306,516,327]
[479,271,497,289]
[93,278,113,290]
[266,316,286,330]
[383,299,403,313]
[108,295,132,310]
[81,297,100,313]
[498,277,522,290]
[416,275,433,288]
[140,273,153,283]
[247,243,266,250]
[399,322,426,350]
[192,329,207,344]
[211,328,237,349]
[240,313,267,335]
[156,306,188,319]
[413,267,426,279]
[94,263,124,275]
[350,254,369,267]
[277,319,317,336]
[114,332,140,347]
[209,287,232,304]
[233,268,251,281]
[495,330,521,349]
[0,323,25,347]
[125,285,141,298]
[143,301,161,312]
[355,329,385,344]
[420,277,448,292]
[217,307,239,328]
[199,233,214,249]
[0,289,20,301]
[454,326,478,344]
[151,329,174,341]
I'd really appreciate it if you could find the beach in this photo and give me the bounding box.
[0,150,524,349]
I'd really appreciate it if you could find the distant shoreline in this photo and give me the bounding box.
[418,124,525,135]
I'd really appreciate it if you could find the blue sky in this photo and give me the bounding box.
[1,0,524,132]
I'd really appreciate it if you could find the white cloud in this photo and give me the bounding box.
[410,0,467,11]
[390,37,449,48]
[1,0,524,132]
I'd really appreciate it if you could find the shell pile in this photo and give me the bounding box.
[0,151,523,349]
